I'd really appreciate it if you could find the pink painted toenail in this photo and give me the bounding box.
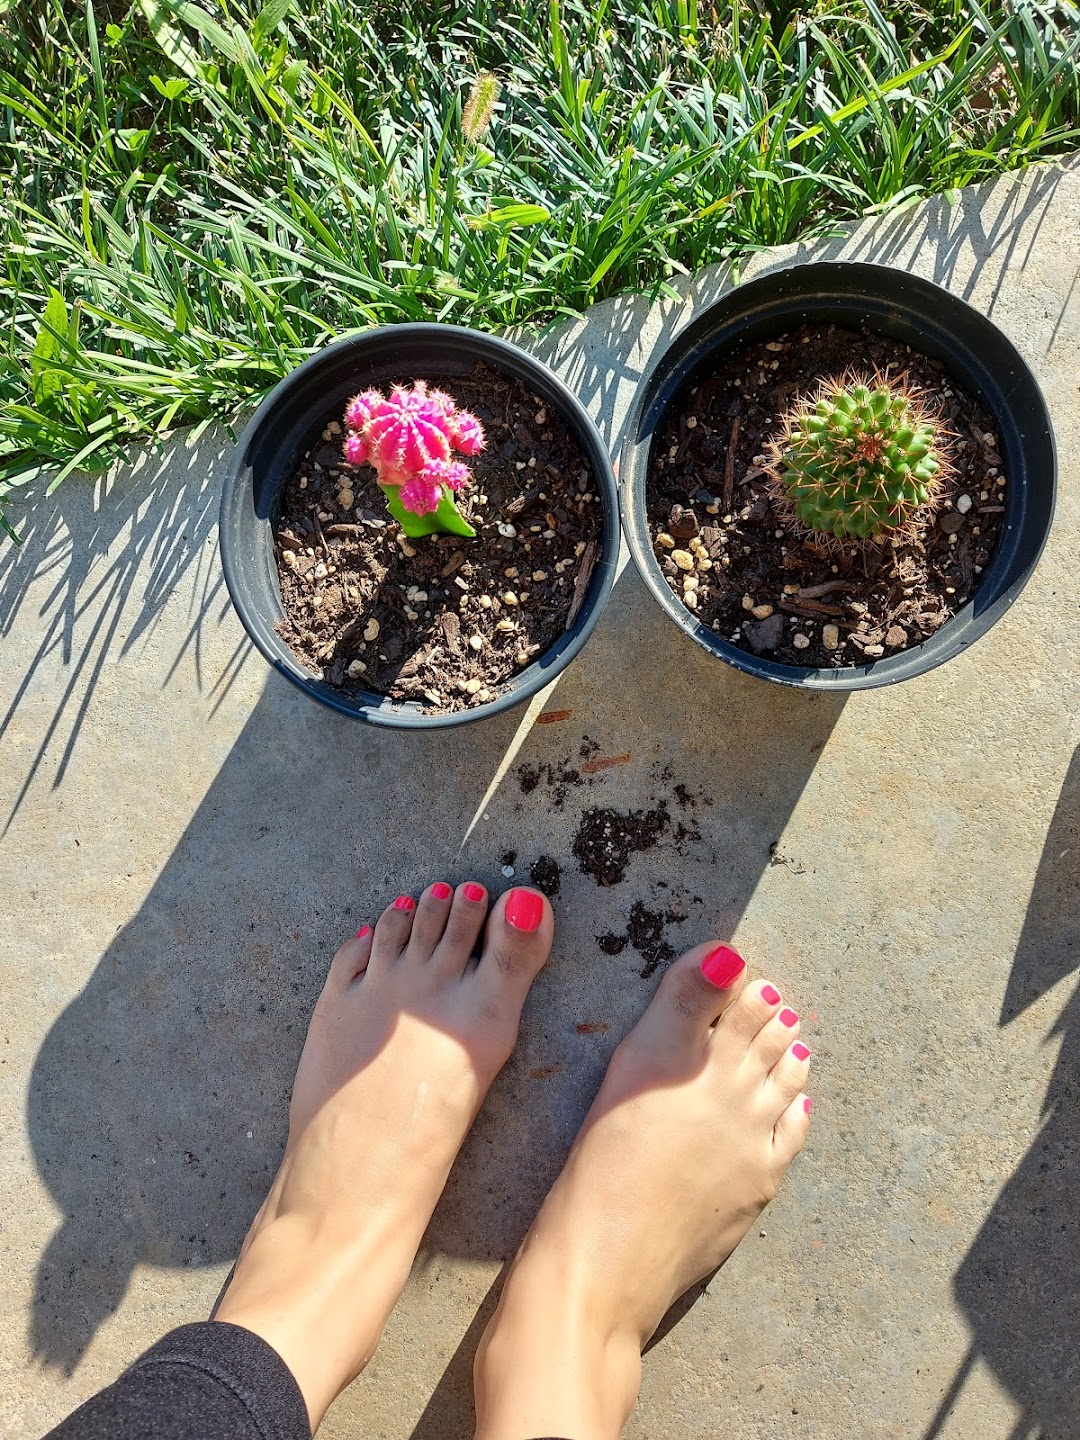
[356,925,371,938]
[792,1042,811,1061]
[431,883,452,900]
[779,1007,799,1027]
[506,888,544,932]
[761,984,781,1006]
[804,1096,812,1114]
[464,883,485,903]
[700,945,745,989]
[394,895,415,911]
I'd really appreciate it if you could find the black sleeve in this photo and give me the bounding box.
[42,1322,310,1440]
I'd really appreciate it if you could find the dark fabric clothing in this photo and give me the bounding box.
[43,1323,310,1440]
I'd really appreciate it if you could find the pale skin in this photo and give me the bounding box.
[215,880,812,1438]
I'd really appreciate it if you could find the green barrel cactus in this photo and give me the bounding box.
[764,374,949,542]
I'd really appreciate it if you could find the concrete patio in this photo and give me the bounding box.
[1,158,1078,1439]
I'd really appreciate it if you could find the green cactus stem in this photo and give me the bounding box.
[764,373,949,542]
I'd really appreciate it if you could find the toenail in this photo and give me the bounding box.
[464,883,485,903]
[431,883,452,900]
[779,1007,799,1027]
[506,888,544,932]
[356,925,371,938]
[761,984,781,1006]
[700,944,746,989]
[804,1096,812,1114]
[394,895,416,911]
[792,1042,811,1061]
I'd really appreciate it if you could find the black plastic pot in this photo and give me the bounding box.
[620,262,1057,689]
[220,324,619,728]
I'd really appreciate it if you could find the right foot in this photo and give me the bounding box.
[474,942,811,1440]
[214,881,553,1429]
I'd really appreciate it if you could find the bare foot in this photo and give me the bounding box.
[214,881,553,1429]
[473,941,811,1440]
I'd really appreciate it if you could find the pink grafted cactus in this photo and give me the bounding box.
[341,381,486,527]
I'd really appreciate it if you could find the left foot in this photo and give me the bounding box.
[214,881,553,1428]
[473,941,810,1440]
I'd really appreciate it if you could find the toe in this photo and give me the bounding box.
[774,1091,812,1161]
[716,976,787,1051]
[769,1037,811,1107]
[750,1004,801,1071]
[406,882,455,962]
[372,893,417,961]
[431,881,489,975]
[327,924,373,990]
[472,887,553,1003]
[641,943,747,1042]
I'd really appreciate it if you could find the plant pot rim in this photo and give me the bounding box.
[618,260,1057,691]
[220,322,620,728]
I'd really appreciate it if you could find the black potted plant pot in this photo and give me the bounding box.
[220,324,619,728]
[619,262,1056,689]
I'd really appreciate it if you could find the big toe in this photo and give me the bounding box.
[635,942,748,1049]
[471,887,553,1013]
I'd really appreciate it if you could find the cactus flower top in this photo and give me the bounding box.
[341,382,486,524]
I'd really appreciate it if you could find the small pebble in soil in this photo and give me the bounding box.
[956,493,973,514]
[793,633,811,650]
[822,625,840,651]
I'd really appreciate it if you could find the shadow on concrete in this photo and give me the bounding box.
[408,1272,504,1440]
[786,163,1066,320]
[925,745,1080,1440]
[517,245,752,467]
[26,545,846,1381]
[0,425,252,833]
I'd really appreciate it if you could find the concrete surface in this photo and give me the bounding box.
[1,157,1078,1440]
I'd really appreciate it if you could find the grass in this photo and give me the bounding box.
[1,0,1078,536]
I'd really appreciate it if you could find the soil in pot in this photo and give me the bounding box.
[273,362,603,712]
[647,323,1007,668]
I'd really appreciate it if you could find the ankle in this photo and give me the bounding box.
[214,1213,405,1429]
[474,1258,643,1440]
